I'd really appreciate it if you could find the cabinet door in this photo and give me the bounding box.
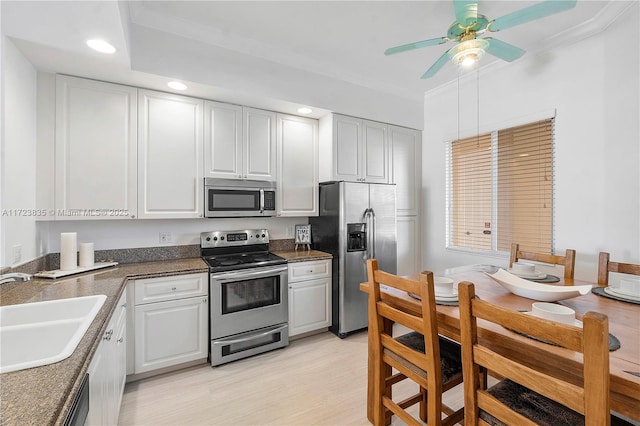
[276,114,319,216]
[243,107,276,180]
[397,216,420,277]
[134,296,208,373]
[138,90,203,218]
[390,125,421,216]
[362,120,388,183]
[204,101,243,179]
[333,115,362,181]
[55,75,137,219]
[288,277,331,336]
[86,337,106,426]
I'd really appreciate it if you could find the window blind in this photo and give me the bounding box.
[496,119,554,253]
[447,118,554,254]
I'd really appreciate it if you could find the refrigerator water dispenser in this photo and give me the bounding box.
[347,223,367,252]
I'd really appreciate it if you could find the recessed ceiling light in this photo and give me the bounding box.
[168,81,187,91]
[297,107,312,114]
[86,39,116,54]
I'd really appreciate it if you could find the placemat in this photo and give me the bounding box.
[592,286,640,305]
[527,274,560,283]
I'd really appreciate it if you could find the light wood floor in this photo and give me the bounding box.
[119,329,465,425]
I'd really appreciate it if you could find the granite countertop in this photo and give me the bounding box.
[273,249,333,262]
[0,258,208,426]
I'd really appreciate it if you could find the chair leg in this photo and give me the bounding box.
[419,387,427,421]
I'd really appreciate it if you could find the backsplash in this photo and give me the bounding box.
[3,239,296,275]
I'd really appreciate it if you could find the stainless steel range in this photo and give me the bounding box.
[201,229,289,366]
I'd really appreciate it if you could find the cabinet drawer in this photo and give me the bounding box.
[134,273,207,305]
[288,260,331,283]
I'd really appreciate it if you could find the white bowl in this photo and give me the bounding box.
[512,261,536,275]
[531,302,575,324]
[434,276,454,295]
[486,269,591,302]
[617,279,640,297]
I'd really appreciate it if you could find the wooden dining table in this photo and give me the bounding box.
[359,265,640,422]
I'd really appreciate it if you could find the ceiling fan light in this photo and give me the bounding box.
[451,39,489,67]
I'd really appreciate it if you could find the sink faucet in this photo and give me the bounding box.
[0,272,33,285]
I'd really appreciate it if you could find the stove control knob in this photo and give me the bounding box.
[261,233,265,238]
[206,236,211,241]
[221,236,225,240]
[212,237,217,241]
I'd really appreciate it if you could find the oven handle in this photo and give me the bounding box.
[211,324,288,345]
[210,265,287,282]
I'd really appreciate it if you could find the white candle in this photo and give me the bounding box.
[79,242,94,267]
[60,232,78,271]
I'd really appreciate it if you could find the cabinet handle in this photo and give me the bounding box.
[121,303,127,308]
[131,215,136,219]
[117,337,124,343]
[104,329,114,341]
[203,298,207,303]
[172,287,177,291]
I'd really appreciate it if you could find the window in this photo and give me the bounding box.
[446,118,554,254]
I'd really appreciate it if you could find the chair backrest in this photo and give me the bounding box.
[597,252,640,287]
[366,259,442,387]
[509,242,576,279]
[458,282,610,425]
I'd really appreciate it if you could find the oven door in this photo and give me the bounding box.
[210,265,288,339]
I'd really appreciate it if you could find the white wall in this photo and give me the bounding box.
[38,217,305,254]
[1,37,39,266]
[421,3,639,281]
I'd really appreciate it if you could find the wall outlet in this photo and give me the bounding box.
[12,245,22,264]
[287,226,294,238]
[159,232,172,244]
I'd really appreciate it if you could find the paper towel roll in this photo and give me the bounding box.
[60,232,78,271]
[79,242,94,267]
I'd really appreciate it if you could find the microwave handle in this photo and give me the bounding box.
[260,188,264,214]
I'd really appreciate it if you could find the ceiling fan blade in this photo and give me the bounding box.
[421,49,453,79]
[483,38,525,62]
[384,37,449,56]
[489,0,577,32]
[453,0,479,28]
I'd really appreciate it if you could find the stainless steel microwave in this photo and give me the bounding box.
[204,178,276,218]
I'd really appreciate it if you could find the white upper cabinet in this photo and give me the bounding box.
[55,75,137,219]
[203,101,242,179]
[243,107,277,180]
[137,90,204,219]
[276,114,319,217]
[204,102,276,181]
[319,114,388,183]
[389,125,421,216]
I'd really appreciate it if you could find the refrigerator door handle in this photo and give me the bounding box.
[369,208,376,259]
[361,208,372,261]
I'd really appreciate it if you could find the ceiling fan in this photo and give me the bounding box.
[385,0,577,79]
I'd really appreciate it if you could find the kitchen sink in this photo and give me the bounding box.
[0,295,107,374]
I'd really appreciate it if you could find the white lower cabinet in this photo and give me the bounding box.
[132,273,208,374]
[86,290,127,426]
[288,259,332,337]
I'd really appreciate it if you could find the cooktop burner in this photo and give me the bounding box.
[200,229,287,273]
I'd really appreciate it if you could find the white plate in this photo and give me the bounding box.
[604,287,640,302]
[435,293,459,302]
[523,311,582,327]
[486,269,591,302]
[506,269,547,279]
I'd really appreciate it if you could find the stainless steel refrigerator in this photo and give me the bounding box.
[309,181,397,337]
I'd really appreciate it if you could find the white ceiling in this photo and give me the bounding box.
[1,1,631,119]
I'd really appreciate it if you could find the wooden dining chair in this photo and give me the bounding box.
[509,243,576,279]
[458,281,610,425]
[597,252,640,287]
[366,259,464,426]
